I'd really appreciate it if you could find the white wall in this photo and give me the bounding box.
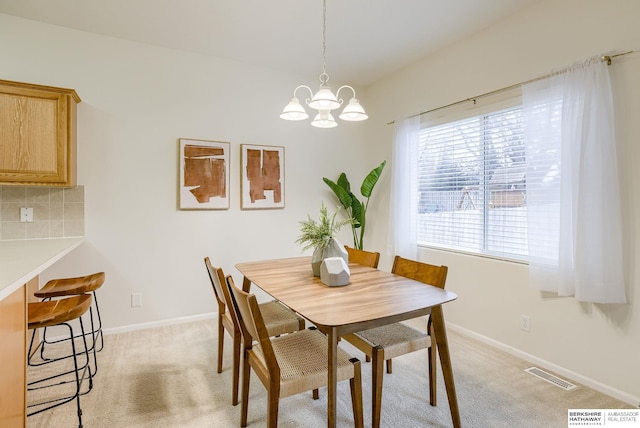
[0,14,368,326]
[3,0,640,407]
[364,0,640,405]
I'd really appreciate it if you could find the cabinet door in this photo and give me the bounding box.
[0,81,78,186]
[0,285,26,428]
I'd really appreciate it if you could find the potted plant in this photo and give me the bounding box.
[323,160,386,250]
[296,203,352,276]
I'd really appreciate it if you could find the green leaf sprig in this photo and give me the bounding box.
[296,203,352,252]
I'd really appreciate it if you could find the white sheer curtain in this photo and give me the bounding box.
[388,115,420,259]
[523,56,626,303]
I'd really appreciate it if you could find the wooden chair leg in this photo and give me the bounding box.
[386,359,392,374]
[429,321,437,406]
[267,383,280,428]
[217,317,224,373]
[349,358,364,428]
[313,389,319,400]
[232,333,241,406]
[428,345,437,406]
[240,353,251,428]
[371,347,384,428]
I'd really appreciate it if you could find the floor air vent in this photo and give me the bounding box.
[525,367,577,391]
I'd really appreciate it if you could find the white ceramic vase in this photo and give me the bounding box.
[311,237,348,276]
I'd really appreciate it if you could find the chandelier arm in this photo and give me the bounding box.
[335,85,357,104]
[292,85,314,104]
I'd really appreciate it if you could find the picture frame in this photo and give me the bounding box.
[240,144,285,209]
[179,138,230,210]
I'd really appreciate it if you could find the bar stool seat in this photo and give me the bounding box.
[35,272,105,297]
[27,294,93,428]
[29,295,92,329]
[34,272,105,374]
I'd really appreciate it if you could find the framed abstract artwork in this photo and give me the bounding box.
[179,138,230,210]
[241,144,285,209]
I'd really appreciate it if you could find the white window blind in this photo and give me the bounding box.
[417,90,528,260]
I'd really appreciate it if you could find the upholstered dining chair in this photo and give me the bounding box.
[345,245,380,269]
[342,255,448,428]
[225,275,364,428]
[204,257,305,406]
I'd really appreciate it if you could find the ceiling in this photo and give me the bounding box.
[0,0,542,87]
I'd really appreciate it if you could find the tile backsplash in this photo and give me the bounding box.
[0,185,85,240]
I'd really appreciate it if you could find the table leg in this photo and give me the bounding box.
[328,327,338,428]
[430,305,461,428]
[241,276,251,293]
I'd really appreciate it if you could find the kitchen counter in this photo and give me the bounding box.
[0,237,84,427]
[0,237,84,301]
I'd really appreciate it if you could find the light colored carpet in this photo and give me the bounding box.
[26,318,630,428]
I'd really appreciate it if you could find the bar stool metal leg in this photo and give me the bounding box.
[33,272,105,376]
[27,294,94,428]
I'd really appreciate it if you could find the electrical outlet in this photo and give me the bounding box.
[20,207,34,223]
[131,293,142,308]
[520,315,531,332]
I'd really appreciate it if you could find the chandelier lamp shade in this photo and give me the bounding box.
[280,0,368,128]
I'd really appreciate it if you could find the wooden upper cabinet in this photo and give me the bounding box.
[0,79,80,186]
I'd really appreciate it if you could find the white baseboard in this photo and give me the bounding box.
[103,312,215,336]
[447,322,640,408]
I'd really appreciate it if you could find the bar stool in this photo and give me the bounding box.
[33,272,105,375]
[27,294,93,428]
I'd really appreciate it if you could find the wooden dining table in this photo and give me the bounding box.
[235,256,460,428]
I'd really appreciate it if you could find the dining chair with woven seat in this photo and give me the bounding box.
[343,246,379,362]
[342,255,448,428]
[345,246,380,269]
[226,275,364,428]
[204,257,305,406]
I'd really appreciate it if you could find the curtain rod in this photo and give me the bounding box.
[387,50,637,125]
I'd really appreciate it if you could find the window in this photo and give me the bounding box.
[417,90,528,261]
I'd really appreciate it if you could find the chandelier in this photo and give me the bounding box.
[280,0,368,128]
